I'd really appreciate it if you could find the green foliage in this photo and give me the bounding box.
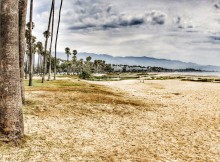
[72,50,77,56]
[43,30,51,38]
[86,56,92,62]
[104,64,114,73]
[79,71,92,79]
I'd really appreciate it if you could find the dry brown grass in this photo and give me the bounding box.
[1,78,219,161]
[0,78,157,162]
[23,79,151,118]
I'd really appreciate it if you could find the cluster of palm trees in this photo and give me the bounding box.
[0,0,111,142]
[0,0,64,142]
[26,0,64,86]
[0,0,28,141]
[62,48,113,76]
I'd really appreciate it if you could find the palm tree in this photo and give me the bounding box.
[65,47,71,61]
[94,60,99,73]
[65,47,71,75]
[72,50,78,61]
[85,56,92,71]
[25,25,36,80]
[36,42,44,74]
[0,0,25,141]
[48,0,55,81]
[86,56,92,62]
[79,59,84,73]
[19,0,28,103]
[29,0,34,86]
[42,0,54,83]
[43,30,50,38]
[54,0,63,80]
[72,50,78,73]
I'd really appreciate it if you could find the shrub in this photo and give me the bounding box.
[79,71,92,79]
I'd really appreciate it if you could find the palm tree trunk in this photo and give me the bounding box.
[42,0,54,83]
[67,55,69,75]
[39,54,42,74]
[29,0,33,86]
[54,0,63,80]
[25,55,28,79]
[33,53,35,74]
[0,0,24,141]
[19,0,28,103]
[41,54,43,75]
[48,0,55,81]
[37,53,40,75]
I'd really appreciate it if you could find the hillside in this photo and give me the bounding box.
[57,52,220,71]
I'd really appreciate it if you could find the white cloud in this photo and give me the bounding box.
[30,0,220,66]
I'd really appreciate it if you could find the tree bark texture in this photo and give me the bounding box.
[54,0,63,80]
[29,0,33,86]
[48,0,55,81]
[19,0,28,103]
[0,0,24,141]
[42,0,53,83]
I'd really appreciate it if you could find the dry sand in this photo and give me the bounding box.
[89,79,220,161]
[0,79,219,161]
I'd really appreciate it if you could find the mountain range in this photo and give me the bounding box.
[57,52,220,71]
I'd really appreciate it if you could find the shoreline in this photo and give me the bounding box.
[148,71,220,77]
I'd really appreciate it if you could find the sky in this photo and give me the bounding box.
[30,0,220,66]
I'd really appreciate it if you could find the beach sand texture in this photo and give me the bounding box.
[0,79,219,161]
[90,79,220,161]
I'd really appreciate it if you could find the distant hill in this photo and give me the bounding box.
[57,52,220,71]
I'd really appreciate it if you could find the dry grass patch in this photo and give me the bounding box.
[23,79,152,119]
[1,78,219,161]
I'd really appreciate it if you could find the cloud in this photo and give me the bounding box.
[67,1,167,31]
[31,0,220,66]
[69,11,167,31]
[209,35,220,41]
[146,11,166,25]
[69,14,146,30]
[214,1,220,9]
[175,16,197,31]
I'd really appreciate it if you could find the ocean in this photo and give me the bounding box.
[171,72,220,77]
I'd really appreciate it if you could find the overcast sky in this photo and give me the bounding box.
[31,0,220,66]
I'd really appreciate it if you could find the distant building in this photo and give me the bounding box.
[111,64,171,72]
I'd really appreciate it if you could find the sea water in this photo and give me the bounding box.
[172,72,220,77]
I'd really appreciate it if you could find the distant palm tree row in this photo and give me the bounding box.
[62,47,113,78]
[24,0,114,84]
[0,0,73,142]
[26,0,63,86]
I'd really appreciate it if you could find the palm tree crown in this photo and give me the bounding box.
[65,47,71,61]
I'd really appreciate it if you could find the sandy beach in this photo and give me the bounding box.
[0,78,219,161]
[90,79,220,161]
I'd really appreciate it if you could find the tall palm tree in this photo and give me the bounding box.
[25,22,35,80]
[0,0,24,141]
[48,0,55,81]
[86,56,92,71]
[42,0,54,83]
[79,59,84,73]
[32,43,37,73]
[65,47,71,75]
[86,56,92,62]
[65,47,71,61]
[72,50,78,62]
[29,0,34,86]
[19,0,28,103]
[36,41,43,74]
[54,0,63,80]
